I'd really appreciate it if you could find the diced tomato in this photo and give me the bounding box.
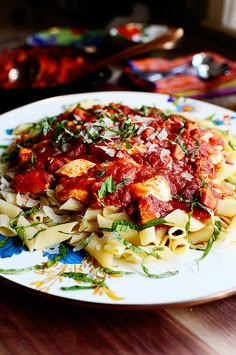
[14,170,53,193]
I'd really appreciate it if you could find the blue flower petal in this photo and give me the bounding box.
[43,243,86,265]
[6,129,13,135]
[0,235,26,258]
[167,95,175,103]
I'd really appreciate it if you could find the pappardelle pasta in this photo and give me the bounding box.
[1,99,236,269]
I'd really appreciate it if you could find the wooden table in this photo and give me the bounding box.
[1,277,236,355]
[1,27,236,355]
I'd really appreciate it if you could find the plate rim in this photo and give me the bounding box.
[1,274,236,310]
[1,90,236,308]
[1,90,236,117]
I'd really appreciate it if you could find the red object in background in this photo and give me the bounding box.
[124,51,236,98]
[114,23,144,41]
[0,46,87,89]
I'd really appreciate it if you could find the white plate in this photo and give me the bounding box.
[1,91,236,308]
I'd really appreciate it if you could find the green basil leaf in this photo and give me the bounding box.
[98,175,116,199]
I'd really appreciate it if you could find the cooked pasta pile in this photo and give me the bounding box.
[1,100,236,267]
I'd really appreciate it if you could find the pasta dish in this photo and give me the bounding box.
[1,99,236,272]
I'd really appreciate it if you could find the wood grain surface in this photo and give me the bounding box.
[2,277,235,355]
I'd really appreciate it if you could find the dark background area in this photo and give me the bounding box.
[0,0,235,57]
[0,1,235,55]
[0,0,235,113]
[0,0,207,33]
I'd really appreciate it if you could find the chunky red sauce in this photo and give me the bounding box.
[0,46,86,89]
[10,102,230,224]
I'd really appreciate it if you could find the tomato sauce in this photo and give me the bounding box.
[10,102,229,223]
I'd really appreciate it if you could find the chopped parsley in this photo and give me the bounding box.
[140,105,149,116]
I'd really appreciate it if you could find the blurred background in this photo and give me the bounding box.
[0,0,235,48]
[0,0,235,113]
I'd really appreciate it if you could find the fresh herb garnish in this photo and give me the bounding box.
[9,208,39,229]
[54,122,76,146]
[229,141,236,151]
[0,264,44,274]
[196,220,222,262]
[60,266,133,292]
[0,237,9,247]
[76,232,95,248]
[114,232,147,254]
[30,151,35,165]
[177,139,189,155]
[8,208,47,244]
[113,232,178,278]
[225,179,236,188]
[98,175,116,199]
[141,260,178,279]
[97,175,131,197]
[108,217,168,232]
[140,105,149,116]
[200,177,208,188]
[174,128,200,157]
[0,243,68,274]
[61,271,104,284]
[40,118,53,135]
[119,116,139,138]
[173,195,222,260]
[96,168,107,178]
[108,104,121,113]
[175,127,185,142]
[60,271,106,291]
[191,136,200,156]
[117,178,132,188]
[185,208,193,236]
[125,141,133,149]
[61,285,97,291]
[96,266,134,276]
[45,243,68,268]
